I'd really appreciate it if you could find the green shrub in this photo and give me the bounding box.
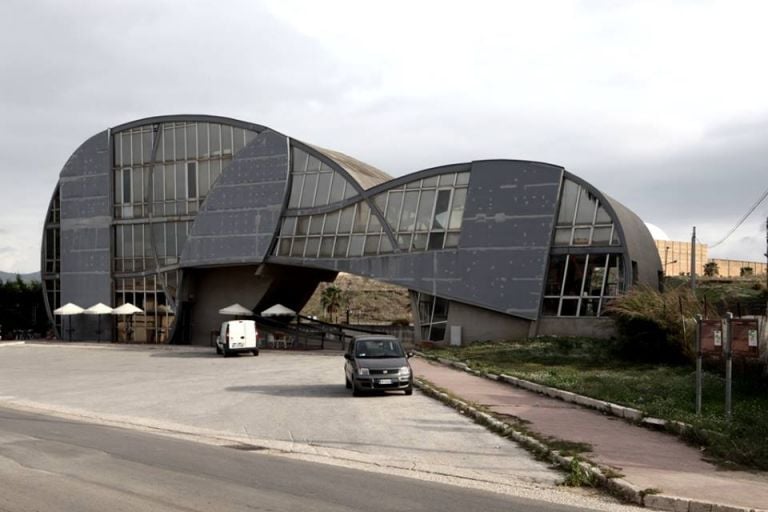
[605,285,701,364]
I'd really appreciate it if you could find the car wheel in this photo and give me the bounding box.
[404,385,413,396]
[345,377,351,389]
[352,381,363,396]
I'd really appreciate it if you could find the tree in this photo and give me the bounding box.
[703,261,719,277]
[319,285,347,323]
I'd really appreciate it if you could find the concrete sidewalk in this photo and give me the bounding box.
[412,358,768,512]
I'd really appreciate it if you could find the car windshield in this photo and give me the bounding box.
[354,340,405,359]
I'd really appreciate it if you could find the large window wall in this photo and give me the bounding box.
[275,170,470,258]
[373,172,468,251]
[544,178,625,317]
[415,291,450,341]
[42,187,61,336]
[111,121,258,342]
[288,147,357,208]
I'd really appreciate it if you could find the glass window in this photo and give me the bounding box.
[344,181,358,199]
[333,236,349,257]
[367,214,381,234]
[456,172,470,186]
[197,123,209,158]
[281,217,296,236]
[545,255,566,295]
[315,172,332,205]
[233,127,245,154]
[352,203,370,233]
[131,131,142,165]
[296,216,309,236]
[575,190,597,224]
[198,160,210,198]
[384,191,403,230]
[592,226,612,244]
[427,232,444,250]
[305,237,320,258]
[175,163,185,204]
[186,162,197,199]
[448,188,466,229]
[348,235,365,257]
[560,298,579,316]
[306,155,322,173]
[399,190,419,232]
[563,254,586,295]
[209,124,221,157]
[121,133,132,165]
[557,180,579,225]
[438,173,455,187]
[132,168,143,204]
[542,298,560,316]
[338,206,354,233]
[319,237,334,257]
[290,237,306,257]
[379,236,393,253]
[328,173,347,203]
[415,190,435,231]
[595,204,612,224]
[412,233,428,251]
[309,215,324,235]
[122,168,131,204]
[221,125,233,155]
[364,234,380,255]
[422,176,438,188]
[164,164,175,201]
[174,125,186,161]
[397,233,412,250]
[572,227,591,245]
[445,232,460,248]
[323,211,339,234]
[432,189,451,230]
[278,238,291,256]
[292,148,308,173]
[554,227,572,245]
[289,175,304,208]
[186,124,197,159]
[300,173,318,207]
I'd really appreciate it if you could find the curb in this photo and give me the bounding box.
[413,377,767,512]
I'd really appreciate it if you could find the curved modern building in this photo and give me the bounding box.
[42,115,662,345]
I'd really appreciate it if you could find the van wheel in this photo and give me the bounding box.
[216,345,222,355]
[222,345,230,358]
[252,350,259,356]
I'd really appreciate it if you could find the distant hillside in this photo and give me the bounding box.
[0,271,41,284]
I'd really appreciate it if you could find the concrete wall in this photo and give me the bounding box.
[58,131,113,340]
[655,240,708,277]
[442,300,531,344]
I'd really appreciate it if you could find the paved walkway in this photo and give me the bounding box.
[412,358,768,511]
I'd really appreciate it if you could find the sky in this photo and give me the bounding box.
[1,0,767,273]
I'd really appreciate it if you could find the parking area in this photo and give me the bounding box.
[0,343,635,509]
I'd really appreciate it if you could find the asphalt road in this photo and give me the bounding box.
[0,406,604,512]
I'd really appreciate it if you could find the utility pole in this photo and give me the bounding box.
[691,226,697,290]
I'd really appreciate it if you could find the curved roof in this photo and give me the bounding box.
[308,144,393,190]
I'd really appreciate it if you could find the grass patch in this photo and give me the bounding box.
[427,337,768,471]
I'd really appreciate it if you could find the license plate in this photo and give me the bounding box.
[378,379,392,385]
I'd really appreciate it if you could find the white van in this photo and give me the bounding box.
[216,320,259,357]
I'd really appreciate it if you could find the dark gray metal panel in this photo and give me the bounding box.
[58,130,113,340]
[180,130,289,267]
[268,160,562,320]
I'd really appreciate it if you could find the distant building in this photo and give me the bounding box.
[652,240,766,278]
[42,115,662,345]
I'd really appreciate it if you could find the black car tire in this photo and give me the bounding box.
[216,345,222,355]
[345,377,351,389]
[252,350,259,356]
[404,385,413,396]
[352,381,363,396]
[222,345,230,357]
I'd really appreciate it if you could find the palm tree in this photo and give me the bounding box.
[320,285,346,323]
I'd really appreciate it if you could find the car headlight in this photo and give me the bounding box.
[358,367,370,376]
[399,366,411,376]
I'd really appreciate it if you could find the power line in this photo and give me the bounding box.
[708,184,768,248]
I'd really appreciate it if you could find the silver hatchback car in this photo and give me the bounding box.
[344,335,413,396]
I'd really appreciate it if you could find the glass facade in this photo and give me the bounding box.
[553,179,620,247]
[287,147,357,208]
[42,186,61,336]
[543,178,625,317]
[415,291,450,341]
[111,121,258,342]
[275,171,470,258]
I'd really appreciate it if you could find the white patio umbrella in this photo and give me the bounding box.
[53,303,84,341]
[111,303,144,342]
[84,303,113,342]
[260,304,296,317]
[218,303,254,316]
